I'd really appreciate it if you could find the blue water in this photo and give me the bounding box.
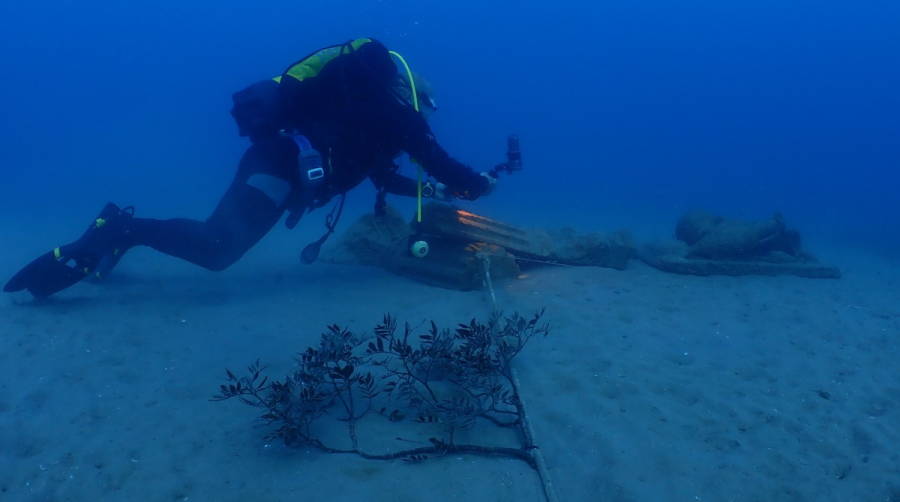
[2,3,900,501]
[2,0,898,257]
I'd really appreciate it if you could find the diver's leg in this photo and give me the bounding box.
[3,182,286,297]
[4,137,298,297]
[126,180,286,271]
[124,137,297,270]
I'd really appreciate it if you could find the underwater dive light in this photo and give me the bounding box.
[489,134,523,177]
[410,239,430,258]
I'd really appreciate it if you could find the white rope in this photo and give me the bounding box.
[513,256,576,268]
[479,254,559,502]
[480,253,499,309]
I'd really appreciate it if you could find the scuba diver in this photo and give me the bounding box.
[5,38,509,298]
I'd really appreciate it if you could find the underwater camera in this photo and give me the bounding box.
[409,135,522,259]
[490,134,523,177]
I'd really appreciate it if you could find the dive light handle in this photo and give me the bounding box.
[506,134,522,171]
[489,134,523,177]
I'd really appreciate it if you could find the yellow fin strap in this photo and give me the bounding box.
[389,50,424,223]
[53,247,62,260]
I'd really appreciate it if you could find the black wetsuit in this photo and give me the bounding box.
[122,40,488,271]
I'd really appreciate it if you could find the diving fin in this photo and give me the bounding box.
[4,250,93,298]
[300,239,324,264]
[88,247,126,283]
[4,203,134,298]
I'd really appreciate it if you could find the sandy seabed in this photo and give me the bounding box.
[1,223,899,502]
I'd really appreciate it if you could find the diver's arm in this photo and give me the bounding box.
[369,169,419,197]
[398,110,491,200]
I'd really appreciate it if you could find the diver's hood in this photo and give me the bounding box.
[392,72,438,118]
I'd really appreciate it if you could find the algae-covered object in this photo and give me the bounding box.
[417,203,634,269]
[326,202,636,289]
[676,210,803,260]
[539,227,634,269]
[385,239,520,291]
[323,205,411,267]
[640,211,841,278]
[323,205,520,290]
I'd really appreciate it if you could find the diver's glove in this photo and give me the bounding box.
[422,181,454,202]
[479,172,497,196]
[425,172,496,202]
[444,173,497,201]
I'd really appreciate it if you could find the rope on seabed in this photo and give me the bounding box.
[513,256,576,268]
[479,254,559,502]
[481,253,498,308]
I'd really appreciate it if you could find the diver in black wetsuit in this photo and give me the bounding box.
[5,38,498,298]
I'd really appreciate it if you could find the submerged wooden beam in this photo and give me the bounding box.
[385,238,521,291]
[416,204,554,259]
[416,203,634,269]
[640,252,842,279]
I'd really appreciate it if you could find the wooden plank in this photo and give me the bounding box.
[416,203,634,269]
[416,203,554,259]
[641,253,841,279]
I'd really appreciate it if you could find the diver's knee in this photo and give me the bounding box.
[245,174,291,207]
[203,260,230,272]
[201,250,243,272]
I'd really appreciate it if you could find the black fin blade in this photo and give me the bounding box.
[4,251,86,298]
[300,241,322,264]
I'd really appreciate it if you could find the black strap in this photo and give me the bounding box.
[300,193,346,264]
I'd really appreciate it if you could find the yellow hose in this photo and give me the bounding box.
[389,50,424,223]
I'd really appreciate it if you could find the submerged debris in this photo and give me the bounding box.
[213,310,549,469]
[325,203,634,290]
[640,210,841,278]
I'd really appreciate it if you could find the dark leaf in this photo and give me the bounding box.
[402,454,428,463]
